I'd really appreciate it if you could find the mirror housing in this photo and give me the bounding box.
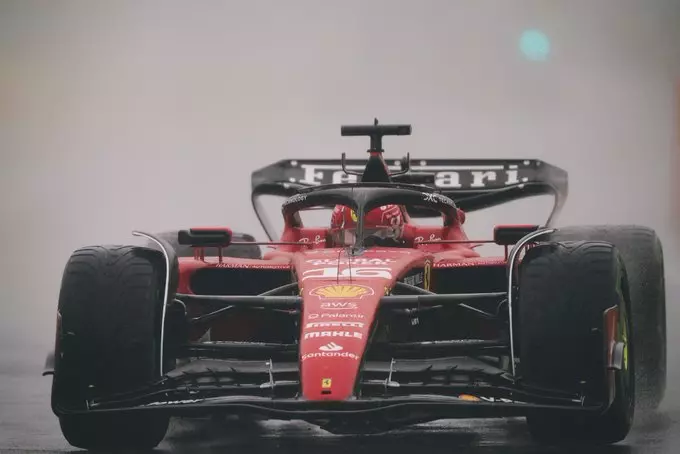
[177,227,233,247]
[494,224,540,245]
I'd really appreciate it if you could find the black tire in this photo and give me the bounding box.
[147,230,262,259]
[547,225,666,410]
[51,245,172,450]
[518,241,635,444]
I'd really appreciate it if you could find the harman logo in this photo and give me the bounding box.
[319,342,343,352]
[310,284,374,299]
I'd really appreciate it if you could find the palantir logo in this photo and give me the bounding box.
[319,342,343,352]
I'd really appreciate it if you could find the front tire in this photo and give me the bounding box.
[518,241,635,444]
[51,245,172,450]
[548,225,666,410]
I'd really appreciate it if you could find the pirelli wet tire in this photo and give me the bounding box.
[518,241,635,444]
[146,230,262,259]
[547,225,666,411]
[51,245,171,450]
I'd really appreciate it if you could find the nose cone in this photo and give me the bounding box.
[293,248,427,401]
[299,283,384,400]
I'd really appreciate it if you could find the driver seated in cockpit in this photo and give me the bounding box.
[329,204,407,248]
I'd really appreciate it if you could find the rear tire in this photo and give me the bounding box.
[51,245,172,450]
[518,241,635,444]
[548,225,666,410]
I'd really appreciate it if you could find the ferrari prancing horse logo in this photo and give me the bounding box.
[322,378,332,388]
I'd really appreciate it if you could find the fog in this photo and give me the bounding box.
[1,0,679,410]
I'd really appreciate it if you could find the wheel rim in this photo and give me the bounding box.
[617,271,635,415]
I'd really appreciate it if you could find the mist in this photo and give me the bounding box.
[1,0,679,413]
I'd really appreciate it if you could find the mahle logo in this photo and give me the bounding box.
[310,284,374,299]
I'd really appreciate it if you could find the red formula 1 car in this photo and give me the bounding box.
[43,121,666,450]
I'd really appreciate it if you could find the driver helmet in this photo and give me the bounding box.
[330,204,404,246]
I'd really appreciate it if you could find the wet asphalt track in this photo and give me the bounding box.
[2,344,679,454]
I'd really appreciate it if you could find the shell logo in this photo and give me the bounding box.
[350,209,358,222]
[310,284,374,299]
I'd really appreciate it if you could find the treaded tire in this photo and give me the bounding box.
[51,245,171,450]
[147,230,262,259]
[518,241,635,445]
[547,225,666,410]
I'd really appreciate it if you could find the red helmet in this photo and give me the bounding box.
[330,204,404,246]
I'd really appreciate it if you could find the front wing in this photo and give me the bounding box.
[53,356,602,422]
[49,291,613,424]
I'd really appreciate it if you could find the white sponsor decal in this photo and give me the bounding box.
[202,341,267,345]
[320,301,358,310]
[403,273,423,286]
[478,396,526,404]
[414,233,442,243]
[214,263,290,269]
[301,351,360,361]
[308,312,365,319]
[305,258,395,266]
[145,399,202,406]
[299,235,324,244]
[301,267,393,281]
[295,163,522,189]
[283,193,307,205]
[319,342,343,352]
[434,258,505,268]
[306,321,364,328]
[422,192,455,207]
[303,331,363,340]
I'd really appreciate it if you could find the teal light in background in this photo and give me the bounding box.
[519,29,550,61]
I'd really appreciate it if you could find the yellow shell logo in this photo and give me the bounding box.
[310,284,374,299]
[350,209,358,222]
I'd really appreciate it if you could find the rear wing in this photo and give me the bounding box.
[251,158,568,240]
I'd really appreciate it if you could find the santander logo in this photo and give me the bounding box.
[319,342,343,352]
[300,341,360,361]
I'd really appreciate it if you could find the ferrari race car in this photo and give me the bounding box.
[43,121,666,450]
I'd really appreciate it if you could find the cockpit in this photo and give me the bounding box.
[279,183,460,251]
[328,204,407,248]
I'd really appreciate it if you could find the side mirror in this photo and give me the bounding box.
[177,227,232,247]
[494,224,540,245]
